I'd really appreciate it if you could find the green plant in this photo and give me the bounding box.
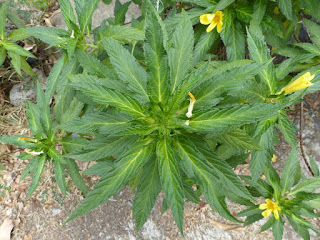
[0,1,35,77]
[0,0,320,239]
[18,0,50,10]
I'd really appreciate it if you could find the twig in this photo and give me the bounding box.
[300,101,315,177]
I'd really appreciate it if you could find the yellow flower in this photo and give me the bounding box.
[271,154,278,163]
[186,92,196,118]
[200,11,223,33]
[279,72,315,95]
[259,199,281,219]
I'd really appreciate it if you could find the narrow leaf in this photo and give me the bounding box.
[280,148,299,194]
[66,140,153,222]
[102,37,149,102]
[133,156,161,231]
[27,154,46,198]
[65,159,88,194]
[53,159,66,195]
[70,81,146,118]
[45,53,66,104]
[221,11,245,61]
[78,0,100,33]
[168,11,193,93]
[157,138,185,234]
[144,2,169,104]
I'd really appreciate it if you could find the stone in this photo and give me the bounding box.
[9,69,46,106]
[51,0,141,30]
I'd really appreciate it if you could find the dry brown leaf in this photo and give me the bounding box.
[0,218,14,240]
[209,219,244,231]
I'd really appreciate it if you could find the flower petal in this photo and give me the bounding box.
[206,22,217,32]
[217,22,223,33]
[200,14,214,25]
[262,209,272,218]
[259,203,268,210]
[273,210,279,219]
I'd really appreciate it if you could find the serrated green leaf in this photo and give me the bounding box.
[53,159,66,195]
[253,0,267,23]
[277,0,292,20]
[236,206,261,217]
[58,0,77,31]
[83,160,114,176]
[61,112,132,134]
[240,176,273,198]
[36,83,52,137]
[303,19,320,47]
[114,0,131,25]
[48,148,67,165]
[0,46,6,66]
[0,1,8,39]
[247,27,276,94]
[290,176,320,195]
[277,111,297,147]
[272,217,284,240]
[101,25,145,43]
[64,158,88,194]
[250,127,274,181]
[144,2,169,104]
[26,101,44,138]
[27,154,46,198]
[168,63,210,114]
[189,104,282,133]
[280,148,299,194]
[66,139,153,223]
[157,138,184,234]
[60,136,88,153]
[78,0,99,33]
[20,56,34,77]
[27,26,69,47]
[287,214,310,240]
[275,54,316,81]
[168,11,193,93]
[7,51,21,75]
[300,0,320,22]
[70,81,146,118]
[68,74,128,95]
[190,139,254,202]
[216,129,263,150]
[75,49,115,79]
[60,98,84,124]
[213,0,235,11]
[176,138,240,223]
[75,0,85,17]
[309,156,320,177]
[221,11,245,61]
[45,53,66,104]
[235,5,252,23]
[8,28,30,41]
[193,31,218,64]
[194,62,268,107]
[133,156,161,231]
[67,136,137,161]
[102,37,149,102]
[20,157,38,181]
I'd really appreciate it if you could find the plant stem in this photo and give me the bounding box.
[299,101,315,177]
